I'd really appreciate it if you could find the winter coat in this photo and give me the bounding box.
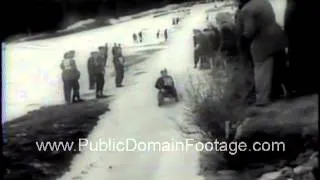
[60,58,80,81]
[112,46,117,56]
[113,54,124,68]
[87,57,96,74]
[193,31,212,56]
[238,0,287,63]
[94,55,105,74]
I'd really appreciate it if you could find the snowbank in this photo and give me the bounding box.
[62,19,96,32]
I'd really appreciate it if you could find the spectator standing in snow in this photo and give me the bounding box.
[112,43,117,57]
[60,50,83,104]
[94,50,107,98]
[133,33,137,43]
[237,0,288,106]
[164,29,168,42]
[87,52,97,90]
[118,44,123,56]
[113,47,125,88]
[104,43,109,66]
[216,13,238,66]
[138,31,143,42]
[98,46,107,67]
[193,29,212,69]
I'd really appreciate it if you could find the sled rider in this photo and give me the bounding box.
[155,69,178,101]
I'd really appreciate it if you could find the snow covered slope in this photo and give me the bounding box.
[58,4,212,180]
[2,5,193,122]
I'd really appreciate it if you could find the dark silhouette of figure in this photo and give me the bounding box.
[237,0,287,106]
[155,69,179,106]
[60,50,83,104]
[113,47,125,88]
[87,52,97,90]
[112,43,117,56]
[164,29,168,42]
[138,31,143,42]
[94,50,107,98]
[133,33,137,43]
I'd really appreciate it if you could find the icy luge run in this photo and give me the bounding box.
[57,4,211,180]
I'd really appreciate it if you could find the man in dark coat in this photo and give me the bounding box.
[112,43,117,57]
[113,47,124,88]
[98,46,107,67]
[164,29,168,42]
[193,29,212,69]
[60,50,83,103]
[203,25,221,66]
[235,2,256,105]
[238,0,288,106]
[117,44,123,56]
[87,52,97,90]
[133,33,137,43]
[104,43,109,66]
[138,31,143,42]
[94,51,107,98]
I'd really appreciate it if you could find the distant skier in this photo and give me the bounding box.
[94,50,107,98]
[87,52,97,90]
[164,29,168,42]
[138,31,143,42]
[60,50,83,104]
[113,46,125,88]
[156,30,160,39]
[176,17,180,24]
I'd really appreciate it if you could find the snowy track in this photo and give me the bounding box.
[58,5,211,180]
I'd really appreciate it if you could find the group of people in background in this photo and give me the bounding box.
[172,17,181,25]
[133,31,143,43]
[156,29,168,42]
[87,44,109,99]
[193,0,316,107]
[60,43,125,104]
